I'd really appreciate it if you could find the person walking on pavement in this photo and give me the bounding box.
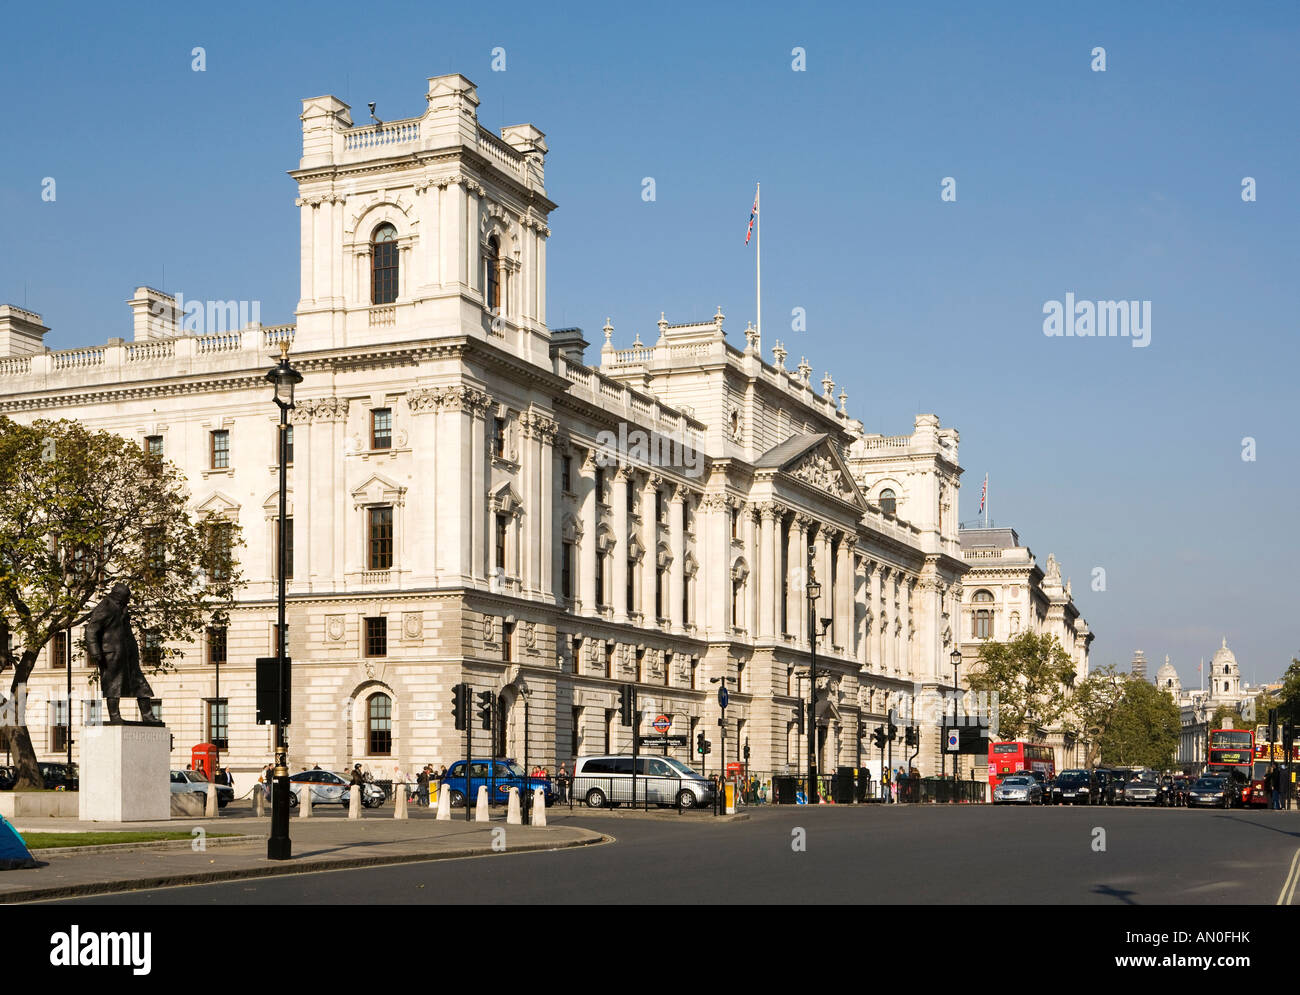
[417,765,431,807]
[881,765,891,803]
[350,763,366,805]
[1269,764,1282,810]
[556,762,569,803]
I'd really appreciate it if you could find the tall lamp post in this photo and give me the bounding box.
[950,648,962,795]
[266,341,301,862]
[806,562,832,804]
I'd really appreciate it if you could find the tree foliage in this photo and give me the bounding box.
[1099,677,1181,769]
[1067,664,1127,768]
[966,631,1076,740]
[0,417,244,788]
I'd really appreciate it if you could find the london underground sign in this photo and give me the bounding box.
[653,714,671,734]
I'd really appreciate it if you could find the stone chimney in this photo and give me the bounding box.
[549,327,588,365]
[0,305,49,356]
[126,287,179,341]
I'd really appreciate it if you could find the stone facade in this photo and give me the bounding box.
[5,73,974,789]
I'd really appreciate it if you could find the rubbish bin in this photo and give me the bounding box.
[773,776,798,804]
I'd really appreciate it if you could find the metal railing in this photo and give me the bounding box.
[897,778,986,804]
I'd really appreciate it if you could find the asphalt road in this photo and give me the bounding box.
[59,804,1300,905]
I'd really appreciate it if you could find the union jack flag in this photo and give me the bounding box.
[745,188,758,245]
[979,474,987,513]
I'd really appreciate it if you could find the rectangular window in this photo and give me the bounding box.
[207,626,227,665]
[561,542,573,599]
[503,621,514,663]
[51,630,67,669]
[655,568,664,619]
[730,509,738,539]
[143,632,162,668]
[206,698,229,749]
[365,617,388,657]
[493,417,506,458]
[495,514,507,572]
[51,699,69,753]
[595,554,606,608]
[284,425,294,464]
[626,559,635,613]
[605,642,615,678]
[655,490,663,523]
[145,435,163,456]
[595,468,605,504]
[636,647,645,682]
[571,706,581,759]
[561,456,572,493]
[371,408,392,450]
[683,577,691,625]
[368,506,393,570]
[202,520,233,583]
[275,518,294,580]
[210,430,229,469]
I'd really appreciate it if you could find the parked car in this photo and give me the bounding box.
[1052,769,1095,804]
[39,762,79,791]
[1187,775,1232,808]
[169,769,234,808]
[288,769,385,808]
[572,755,713,809]
[1123,775,1160,805]
[0,765,15,790]
[993,774,1043,805]
[1094,768,1128,805]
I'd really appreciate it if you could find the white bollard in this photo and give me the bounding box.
[436,785,452,820]
[531,787,547,826]
[475,785,490,822]
[507,787,522,824]
[300,785,313,819]
[253,786,265,817]
[349,785,362,820]
[394,782,408,819]
[205,781,218,818]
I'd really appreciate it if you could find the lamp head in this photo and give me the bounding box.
[265,342,303,410]
[950,648,963,668]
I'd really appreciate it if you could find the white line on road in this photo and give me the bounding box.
[1276,847,1300,906]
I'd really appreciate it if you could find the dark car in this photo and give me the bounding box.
[38,762,79,791]
[1020,768,1054,804]
[441,758,554,808]
[0,765,15,790]
[1096,768,1131,805]
[1052,769,1095,805]
[1206,768,1251,808]
[1187,775,1232,808]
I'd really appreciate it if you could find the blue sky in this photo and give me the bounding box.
[2,2,1297,686]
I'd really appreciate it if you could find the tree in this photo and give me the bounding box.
[1099,678,1181,769]
[1210,704,1247,730]
[966,631,1076,741]
[1277,657,1300,726]
[1068,664,1127,768]
[0,417,244,789]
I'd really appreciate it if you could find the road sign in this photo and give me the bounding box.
[946,728,960,752]
[718,685,729,709]
[652,714,671,734]
[639,734,687,747]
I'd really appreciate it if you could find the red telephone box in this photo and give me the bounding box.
[191,743,220,780]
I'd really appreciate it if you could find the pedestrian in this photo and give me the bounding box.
[881,765,891,803]
[351,763,365,804]
[417,765,431,807]
[1269,764,1282,810]
[557,762,570,803]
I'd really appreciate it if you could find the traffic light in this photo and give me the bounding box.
[743,739,751,761]
[619,683,636,727]
[477,690,494,730]
[905,726,918,748]
[872,725,886,750]
[697,731,705,754]
[888,722,898,742]
[793,706,805,735]
[451,682,468,731]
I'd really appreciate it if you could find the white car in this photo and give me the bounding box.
[993,774,1043,805]
[170,770,233,807]
[287,770,385,808]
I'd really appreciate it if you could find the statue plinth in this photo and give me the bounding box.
[78,723,172,822]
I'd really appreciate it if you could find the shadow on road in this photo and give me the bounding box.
[1092,883,1140,905]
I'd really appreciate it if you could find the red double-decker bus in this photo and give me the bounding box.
[1206,729,1254,805]
[987,741,1055,792]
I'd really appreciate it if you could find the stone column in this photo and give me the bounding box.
[296,197,314,306]
[407,389,442,584]
[537,418,556,599]
[875,567,889,674]
[900,576,912,676]
[642,474,661,622]
[744,505,759,636]
[471,398,489,584]
[757,504,777,639]
[579,451,597,615]
[612,466,630,623]
[668,487,686,632]
[837,538,854,653]
[291,403,313,590]
[789,515,809,646]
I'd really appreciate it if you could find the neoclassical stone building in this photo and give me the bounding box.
[3,73,973,788]
[958,526,1094,770]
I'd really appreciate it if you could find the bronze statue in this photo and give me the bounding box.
[83,583,163,725]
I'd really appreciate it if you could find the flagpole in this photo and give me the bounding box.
[755,182,761,351]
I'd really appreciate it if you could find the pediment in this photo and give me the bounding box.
[758,433,865,508]
[351,473,406,509]
[195,491,241,520]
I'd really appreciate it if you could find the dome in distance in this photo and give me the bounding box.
[1211,638,1238,675]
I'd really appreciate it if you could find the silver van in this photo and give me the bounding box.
[573,755,715,809]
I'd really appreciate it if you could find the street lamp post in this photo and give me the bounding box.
[806,557,832,805]
[266,341,301,862]
[950,648,962,798]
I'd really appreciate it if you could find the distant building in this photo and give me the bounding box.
[1155,640,1253,772]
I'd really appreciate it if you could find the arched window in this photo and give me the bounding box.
[370,224,398,305]
[879,489,896,516]
[973,589,994,603]
[367,692,392,755]
[484,235,501,312]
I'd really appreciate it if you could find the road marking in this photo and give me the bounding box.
[1277,847,1300,906]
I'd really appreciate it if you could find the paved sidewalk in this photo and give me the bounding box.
[0,812,604,903]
